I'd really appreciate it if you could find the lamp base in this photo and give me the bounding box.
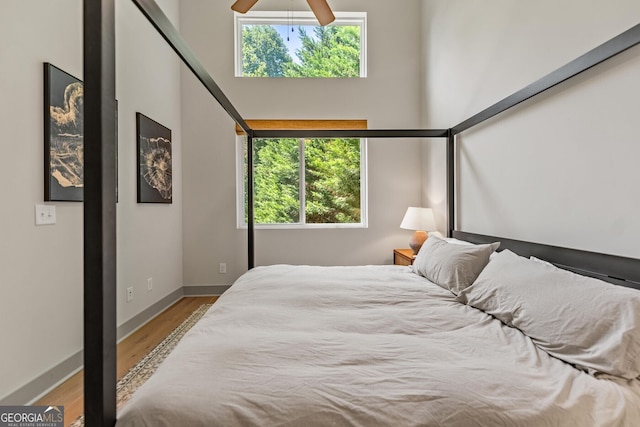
[409,230,428,255]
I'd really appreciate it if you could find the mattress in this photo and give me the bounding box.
[116,265,640,426]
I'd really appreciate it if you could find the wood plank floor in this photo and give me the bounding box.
[35,296,218,427]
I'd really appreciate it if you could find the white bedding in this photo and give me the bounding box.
[116,265,640,426]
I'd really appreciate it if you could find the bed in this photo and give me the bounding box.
[81,1,640,423]
[116,237,640,426]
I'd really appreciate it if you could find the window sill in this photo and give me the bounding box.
[237,223,368,230]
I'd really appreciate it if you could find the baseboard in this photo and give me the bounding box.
[0,350,84,406]
[183,284,231,296]
[116,288,184,341]
[1,284,229,405]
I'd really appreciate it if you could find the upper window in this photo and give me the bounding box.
[236,120,368,229]
[234,11,367,78]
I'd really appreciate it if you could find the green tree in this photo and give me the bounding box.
[246,138,300,223]
[242,26,292,77]
[285,26,360,77]
[305,138,361,223]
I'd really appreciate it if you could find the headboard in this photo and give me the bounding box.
[453,231,640,290]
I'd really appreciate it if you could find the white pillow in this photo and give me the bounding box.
[412,235,500,295]
[457,249,640,379]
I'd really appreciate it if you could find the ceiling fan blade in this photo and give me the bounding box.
[231,0,259,14]
[307,0,335,26]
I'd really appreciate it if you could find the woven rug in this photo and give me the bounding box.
[70,303,212,427]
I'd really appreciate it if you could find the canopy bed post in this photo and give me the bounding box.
[446,129,455,238]
[83,0,117,426]
[247,134,255,269]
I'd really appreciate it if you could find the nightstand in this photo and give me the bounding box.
[393,248,416,266]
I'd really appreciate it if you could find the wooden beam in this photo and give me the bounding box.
[235,119,368,135]
[251,129,449,139]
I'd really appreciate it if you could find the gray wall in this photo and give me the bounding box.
[422,0,640,258]
[180,0,426,285]
[0,0,183,402]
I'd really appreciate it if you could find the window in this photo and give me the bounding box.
[234,11,367,78]
[236,121,368,228]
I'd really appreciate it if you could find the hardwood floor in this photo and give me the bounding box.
[35,296,218,427]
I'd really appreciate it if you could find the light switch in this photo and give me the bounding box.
[35,204,56,225]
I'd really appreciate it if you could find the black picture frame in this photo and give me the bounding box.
[136,113,172,204]
[44,63,84,202]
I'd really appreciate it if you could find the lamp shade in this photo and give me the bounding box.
[400,207,437,231]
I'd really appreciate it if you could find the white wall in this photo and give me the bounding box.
[422,0,640,258]
[0,0,182,402]
[180,0,425,285]
[115,0,183,325]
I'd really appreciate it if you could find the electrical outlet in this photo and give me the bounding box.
[127,287,134,302]
[219,263,227,274]
[147,277,153,291]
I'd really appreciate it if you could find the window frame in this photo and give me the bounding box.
[234,11,368,78]
[235,135,368,229]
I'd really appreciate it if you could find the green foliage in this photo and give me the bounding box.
[246,138,361,225]
[305,139,361,223]
[246,139,300,223]
[241,24,361,78]
[242,26,292,77]
[285,26,361,78]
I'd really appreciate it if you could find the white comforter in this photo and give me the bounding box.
[116,265,640,426]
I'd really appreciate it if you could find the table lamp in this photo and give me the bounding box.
[400,207,437,255]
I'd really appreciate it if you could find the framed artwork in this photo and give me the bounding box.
[44,63,118,202]
[44,63,84,201]
[136,113,172,204]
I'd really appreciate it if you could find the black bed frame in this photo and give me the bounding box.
[81,0,640,424]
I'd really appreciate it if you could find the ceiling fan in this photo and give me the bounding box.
[231,0,336,26]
